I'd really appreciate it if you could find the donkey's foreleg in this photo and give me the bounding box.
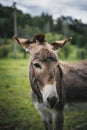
[31,91,53,130]
[40,111,53,130]
[34,102,53,130]
[54,110,64,130]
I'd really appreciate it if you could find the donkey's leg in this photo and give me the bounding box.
[54,110,64,130]
[35,102,53,130]
[39,110,53,130]
[31,91,53,130]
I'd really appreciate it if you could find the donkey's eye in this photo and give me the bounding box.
[33,63,42,69]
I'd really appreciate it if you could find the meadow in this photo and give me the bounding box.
[0,58,87,130]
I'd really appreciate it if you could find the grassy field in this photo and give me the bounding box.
[0,58,87,130]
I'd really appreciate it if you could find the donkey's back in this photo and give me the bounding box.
[60,60,87,102]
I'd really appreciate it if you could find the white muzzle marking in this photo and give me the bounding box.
[41,83,59,106]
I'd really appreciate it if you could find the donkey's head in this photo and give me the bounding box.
[13,34,72,108]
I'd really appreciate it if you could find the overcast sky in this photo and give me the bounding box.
[0,0,87,24]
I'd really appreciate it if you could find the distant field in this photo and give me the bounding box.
[0,58,87,130]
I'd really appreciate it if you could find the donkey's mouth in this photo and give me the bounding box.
[41,83,59,109]
[47,96,59,108]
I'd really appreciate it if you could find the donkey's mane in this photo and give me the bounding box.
[33,34,46,43]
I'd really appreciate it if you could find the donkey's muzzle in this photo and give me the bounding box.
[47,96,58,108]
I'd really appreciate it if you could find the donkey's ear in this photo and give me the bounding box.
[13,36,33,52]
[51,37,72,50]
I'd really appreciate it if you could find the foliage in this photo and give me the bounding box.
[18,24,41,38]
[59,43,87,61]
[0,33,87,60]
[46,33,63,42]
[0,4,87,51]
[0,4,87,60]
[0,45,9,58]
[0,38,10,58]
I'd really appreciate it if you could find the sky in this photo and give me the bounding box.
[0,0,87,24]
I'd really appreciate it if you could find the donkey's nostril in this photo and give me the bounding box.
[47,97,50,102]
[47,96,57,102]
[47,96,58,108]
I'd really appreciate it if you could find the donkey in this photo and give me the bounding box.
[13,34,87,130]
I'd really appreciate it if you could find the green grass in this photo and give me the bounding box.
[0,59,44,130]
[0,58,87,130]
